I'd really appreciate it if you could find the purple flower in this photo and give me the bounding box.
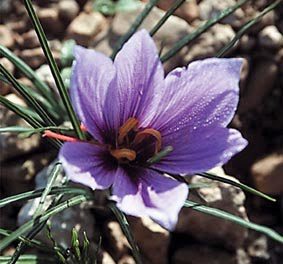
[59,30,247,230]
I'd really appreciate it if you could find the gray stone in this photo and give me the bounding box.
[58,0,80,23]
[176,167,248,250]
[258,25,283,49]
[0,25,14,48]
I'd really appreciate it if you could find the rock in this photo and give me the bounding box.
[101,251,116,264]
[58,0,80,23]
[118,255,135,264]
[258,25,283,49]
[66,12,106,46]
[238,59,278,114]
[176,167,248,250]
[185,24,235,63]
[35,64,57,91]
[128,216,169,264]
[247,236,270,261]
[20,30,41,49]
[172,244,248,264]
[94,3,192,72]
[0,0,12,15]
[0,94,41,162]
[0,25,14,48]
[17,161,96,248]
[38,7,64,35]
[103,221,130,261]
[239,56,250,93]
[19,48,46,69]
[199,0,245,28]
[1,153,51,199]
[251,151,283,195]
[0,57,14,95]
[239,34,256,52]
[157,0,199,22]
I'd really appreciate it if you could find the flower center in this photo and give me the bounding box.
[109,118,162,164]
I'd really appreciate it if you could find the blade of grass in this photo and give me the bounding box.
[160,0,250,62]
[0,186,90,208]
[33,162,62,218]
[0,45,57,108]
[111,0,159,59]
[0,126,73,135]
[216,0,281,57]
[0,195,89,251]
[0,255,56,264]
[0,95,61,149]
[0,64,57,126]
[0,228,54,254]
[109,203,142,264]
[184,200,283,244]
[197,172,276,202]
[150,0,186,36]
[23,0,84,140]
[0,73,61,121]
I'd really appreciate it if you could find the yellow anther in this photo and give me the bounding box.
[133,128,162,153]
[110,148,137,162]
[118,118,139,145]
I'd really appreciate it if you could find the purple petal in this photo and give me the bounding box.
[104,29,164,132]
[152,127,248,174]
[150,58,243,134]
[111,168,188,230]
[70,46,116,142]
[59,142,117,189]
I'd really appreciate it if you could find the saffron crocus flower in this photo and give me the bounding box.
[59,29,247,230]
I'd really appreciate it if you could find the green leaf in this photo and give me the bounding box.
[93,0,116,15]
[60,40,76,67]
[160,0,250,62]
[0,186,90,208]
[33,162,62,218]
[0,64,57,126]
[0,195,89,251]
[197,172,276,202]
[184,200,283,244]
[111,0,159,59]
[23,0,84,140]
[0,255,56,264]
[109,203,142,264]
[150,0,186,36]
[71,228,81,261]
[217,0,281,57]
[116,0,142,12]
[0,45,57,108]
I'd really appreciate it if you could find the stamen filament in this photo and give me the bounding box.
[110,148,136,161]
[43,130,79,142]
[118,118,139,145]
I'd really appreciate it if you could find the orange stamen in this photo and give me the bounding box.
[118,118,139,145]
[43,130,79,142]
[110,148,136,161]
[133,128,162,153]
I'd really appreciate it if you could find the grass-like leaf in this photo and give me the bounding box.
[23,0,84,140]
[33,162,62,218]
[0,95,61,149]
[197,172,276,202]
[0,64,57,126]
[0,195,89,251]
[0,45,57,108]
[184,200,283,244]
[0,187,90,208]
[111,0,159,59]
[109,203,142,264]
[160,0,250,62]
[0,255,56,264]
[217,0,281,57]
[150,0,186,36]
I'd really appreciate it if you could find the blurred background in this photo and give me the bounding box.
[0,0,282,263]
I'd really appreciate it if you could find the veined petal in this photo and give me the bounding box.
[151,58,243,134]
[71,46,116,142]
[111,168,188,231]
[59,142,117,189]
[152,127,248,175]
[104,30,164,133]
